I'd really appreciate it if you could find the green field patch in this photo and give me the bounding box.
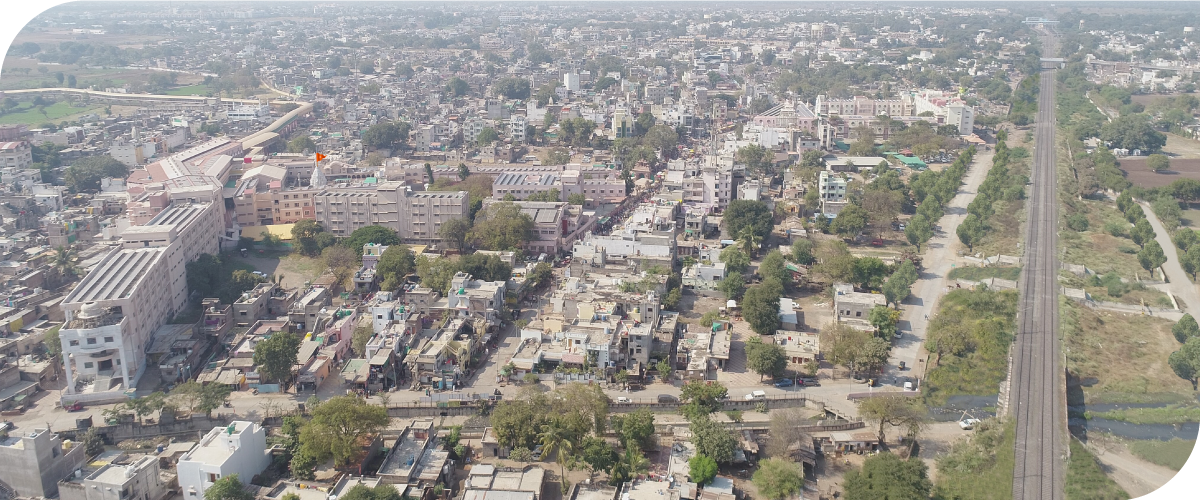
[922,288,1018,406]
[947,266,1022,282]
[1087,404,1200,425]
[1128,438,1196,471]
[0,101,103,125]
[932,419,1014,500]
[1066,438,1130,500]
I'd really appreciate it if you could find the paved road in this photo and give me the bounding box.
[1141,201,1200,314]
[1010,44,1065,500]
[883,148,996,386]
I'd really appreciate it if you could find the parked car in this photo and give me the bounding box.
[64,402,84,412]
[657,394,679,403]
[798,378,820,387]
[898,361,907,371]
[744,390,767,401]
[904,381,915,391]
[958,418,981,430]
[774,379,795,388]
[615,396,631,404]
[531,444,545,460]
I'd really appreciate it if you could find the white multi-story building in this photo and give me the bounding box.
[564,73,580,92]
[509,115,527,143]
[59,202,222,404]
[819,171,847,204]
[0,141,33,169]
[177,422,272,499]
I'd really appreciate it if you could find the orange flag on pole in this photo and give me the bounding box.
[315,153,326,162]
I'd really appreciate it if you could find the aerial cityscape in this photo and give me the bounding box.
[0,2,1199,499]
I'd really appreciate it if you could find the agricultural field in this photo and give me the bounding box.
[0,100,104,125]
[1119,157,1200,189]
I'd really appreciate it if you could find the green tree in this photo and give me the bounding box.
[857,395,927,443]
[323,245,359,292]
[717,273,746,301]
[1175,314,1200,343]
[80,427,105,457]
[752,458,804,500]
[579,436,618,478]
[610,407,656,450]
[376,244,416,291]
[438,218,472,251]
[568,193,587,205]
[905,214,934,251]
[415,254,458,293]
[848,126,878,156]
[169,381,232,417]
[44,325,61,357]
[470,202,534,250]
[680,380,728,419]
[291,219,326,256]
[1170,336,1200,389]
[745,336,787,380]
[287,135,316,154]
[1148,153,1171,172]
[869,306,900,337]
[344,225,403,252]
[204,475,252,500]
[719,246,751,275]
[64,155,128,192]
[791,239,815,265]
[956,213,986,252]
[445,77,470,97]
[1131,218,1155,247]
[689,415,738,463]
[458,162,470,180]
[736,144,773,178]
[843,453,933,500]
[1139,240,1167,272]
[477,127,500,146]
[538,420,575,479]
[492,77,532,99]
[361,121,411,150]
[253,332,301,385]
[759,250,791,287]
[298,395,390,467]
[689,455,719,485]
[831,203,870,236]
[352,326,374,357]
[723,200,774,242]
[1100,113,1167,152]
[742,282,782,335]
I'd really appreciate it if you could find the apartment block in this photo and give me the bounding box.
[177,422,272,500]
[0,428,87,498]
[312,182,468,243]
[0,141,33,169]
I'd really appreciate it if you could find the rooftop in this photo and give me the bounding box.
[64,248,165,304]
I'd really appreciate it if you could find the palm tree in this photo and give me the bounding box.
[538,420,575,480]
[739,229,762,257]
[53,245,79,283]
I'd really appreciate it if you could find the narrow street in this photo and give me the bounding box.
[1141,201,1200,314]
[882,147,996,385]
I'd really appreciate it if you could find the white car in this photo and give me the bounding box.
[903,381,915,391]
[958,418,981,430]
[616,397,631,403]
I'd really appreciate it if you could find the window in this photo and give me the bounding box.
[855,311,862,317]
[69,340,79,346]
[84,362,94,369]
[208,473,219,483]
[104,336,114,343]
[87,338,97,345]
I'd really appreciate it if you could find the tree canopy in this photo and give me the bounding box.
[361,121,411,150]
[344,225,403,252]
[253,332,301,385]
[843,453,933,500]
[1100,113,1166,152]
[723,200,774,242]
[492,77,531,99]
[297,396,390,468]
[65,155,128,192]
[470,202,534,251]
[752,458,804,500]
[204,475,252,500]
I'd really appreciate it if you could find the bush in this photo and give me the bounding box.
[1066,214,1089,232]
[510,447,533,462]
[1105,221,1127,238]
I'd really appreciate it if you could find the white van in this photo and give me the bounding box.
[744,390,767,401]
